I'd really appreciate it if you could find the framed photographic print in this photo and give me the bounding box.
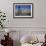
[13,3,33,18]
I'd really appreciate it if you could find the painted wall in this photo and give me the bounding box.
[0,0,46,46]
[0,0,46,27]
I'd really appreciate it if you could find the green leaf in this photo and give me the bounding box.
[0,15,2,17]
[0,23,1,24]
[1,15,2,16]
[4,19,6,20]
[1,25,3,28]
[0,16,1,17]
[1,19,6,21]
[1,19,3,20]
[0,24,1,25]
[4,13,5,15]
[0,23,1,25]
[0,12,2,13]
[3,16,6,17]
[0,21,1,23]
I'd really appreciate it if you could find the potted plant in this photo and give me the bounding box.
[0,11,6,28]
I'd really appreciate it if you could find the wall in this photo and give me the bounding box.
[0,0,46,28]
[0,0,46,46]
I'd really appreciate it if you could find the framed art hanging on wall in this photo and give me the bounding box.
[13,3,33,18]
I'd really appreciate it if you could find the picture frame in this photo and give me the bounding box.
[13,3,33,18]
